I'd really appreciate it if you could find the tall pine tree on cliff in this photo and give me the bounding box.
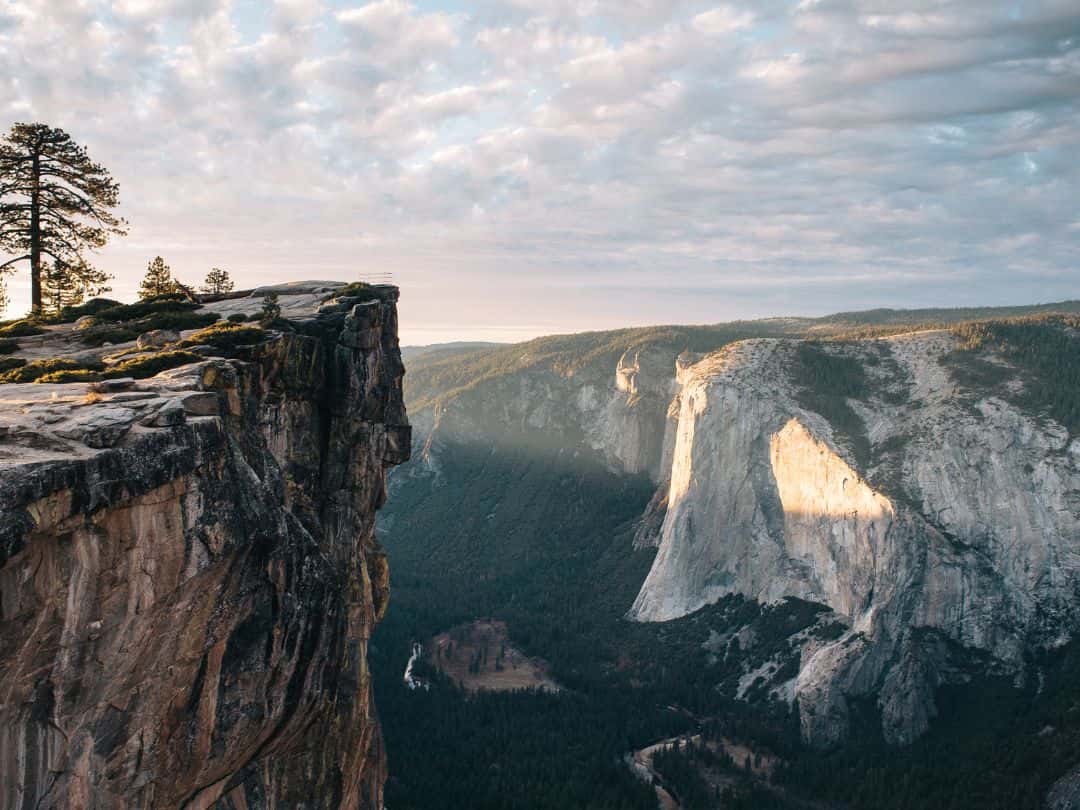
[139,255,176,299]
[201,267,234,296]
[0,123,126,313]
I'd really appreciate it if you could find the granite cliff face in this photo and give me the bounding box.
[0,285,408,808]
[630,331,1080,746]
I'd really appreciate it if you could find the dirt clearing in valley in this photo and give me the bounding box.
[427,619,561,693]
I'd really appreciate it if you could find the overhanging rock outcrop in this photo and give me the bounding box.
[0,286,408,808]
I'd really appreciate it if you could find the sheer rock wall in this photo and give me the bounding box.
[630,334,1079,746]
[0,289,408,809]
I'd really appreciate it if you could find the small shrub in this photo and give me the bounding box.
[39,298,123,325]
[68,297,124,317]
[0,339,17,355]
[1,347,203,385]
[227,312,248,323]
[0,357,26,373]
[79,327,140,348]
[0,320,45,338]
[104,350,203,379]
[136,310,218,332]
[334,282,373,298]
[180,322,265,350]
[36,369,104,384]
[91,298,200,324]
[78,311,217,347]
[0,357,102,384]
[325,281,392,302]
[144,291,191,304]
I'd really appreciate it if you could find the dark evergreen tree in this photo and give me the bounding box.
[259,291,281,324]
[40,258,112,315]
[201,267,234,295]
[0,123,126,313]
[138,255,176,300]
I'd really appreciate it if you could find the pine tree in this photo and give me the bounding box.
[41,258,112,315]
[0,123,126,313]
[201,267,234,296]
[259,291,281,324]
[139,256,176,300]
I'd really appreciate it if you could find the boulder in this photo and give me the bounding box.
[142,399,186,427]
[180,392,220,416]
[55,406,137,448]
[136,329,180,350]
[69,350,105,366]
[90,377,136,393]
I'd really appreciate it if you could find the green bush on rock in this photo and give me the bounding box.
[103,350,203,380]
[35,369,105,383]
[1,357,102,383]
[78,326,140,347]
[38,298,123,325]
[0,320,45,338]
[90,296,197,323]
[0,348,204,385]
[179,322,265,350]
[78,310,218,347]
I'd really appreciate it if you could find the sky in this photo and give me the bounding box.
[0,0,1078,345]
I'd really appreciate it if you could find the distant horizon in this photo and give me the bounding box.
[6,272,1076,347]
[394,292,1080,346]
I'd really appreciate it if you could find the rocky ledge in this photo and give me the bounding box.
[0,283,409,809]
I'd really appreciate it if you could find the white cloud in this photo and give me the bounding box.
[693,6,754,35]
[0,0,1077,338]
[336,0,459,62]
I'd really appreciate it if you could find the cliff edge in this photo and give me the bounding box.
[0,283,409,808]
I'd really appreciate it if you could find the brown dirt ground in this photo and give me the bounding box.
[426,619,561,693]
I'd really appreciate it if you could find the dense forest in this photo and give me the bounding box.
[947,314,1080,434]
[372,443,811,808]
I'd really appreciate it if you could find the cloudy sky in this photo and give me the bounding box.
[0,0,1078,343]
